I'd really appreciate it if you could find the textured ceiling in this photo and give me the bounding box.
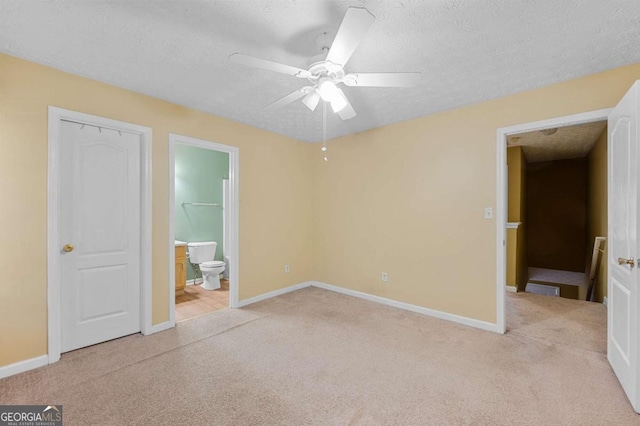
[508,121,607,163]
[1,1,639,143]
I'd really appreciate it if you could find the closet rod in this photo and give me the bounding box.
[181,202,221,207]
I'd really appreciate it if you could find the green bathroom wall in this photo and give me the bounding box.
[175,144,229,281]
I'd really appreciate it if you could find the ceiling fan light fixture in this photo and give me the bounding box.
[329,95,347,113]
[301,91,321,111]
[317,79,346,112]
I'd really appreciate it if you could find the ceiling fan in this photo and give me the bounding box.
[229,7,420,120]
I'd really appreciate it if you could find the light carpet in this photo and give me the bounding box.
[0,288,636,425]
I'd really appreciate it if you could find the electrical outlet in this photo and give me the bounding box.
[381,272,388,282]
[284,264,290,273]
[484,207,493,219]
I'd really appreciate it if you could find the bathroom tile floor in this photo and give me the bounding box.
[175,279,229,322]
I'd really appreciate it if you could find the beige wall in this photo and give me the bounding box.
[0,54,315,367]
[588,127,608,303]
[312,64,640,323]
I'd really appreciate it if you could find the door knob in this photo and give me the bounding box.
[618,257,635,268]
[62,244,74,253]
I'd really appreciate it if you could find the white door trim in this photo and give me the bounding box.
[47,106,152,364]
[168,133,240,327]
[495,108,612,334]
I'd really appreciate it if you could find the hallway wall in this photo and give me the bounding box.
[526,158,588,272]
[506,147,527,290]
[587,127,608,302]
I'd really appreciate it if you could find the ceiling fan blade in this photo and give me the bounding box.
[264,88,310,111]
[343,72,421,87]
[301,91,320,111]
[229,53,311,79]
[325,7,375,67]
[335,88,357,120]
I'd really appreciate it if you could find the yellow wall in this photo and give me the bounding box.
[588,127,608,303]
[506,229,517,286]
[506,226,527,291]
[516,225,527,290]
[506,147,527,290]
[0,54,315,367]
[1,52,637,368]
[312,64,640,323]
[507,146,526,223]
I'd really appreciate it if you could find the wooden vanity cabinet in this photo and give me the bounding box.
[175,245,187,296]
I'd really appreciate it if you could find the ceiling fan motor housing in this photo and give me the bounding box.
[307,61,345,85]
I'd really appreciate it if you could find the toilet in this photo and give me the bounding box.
[223,255,230,280]
[187,241,225,290]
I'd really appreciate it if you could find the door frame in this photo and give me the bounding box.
[168,133,240,326]
[47,106,153,364]
[495,108,612,333]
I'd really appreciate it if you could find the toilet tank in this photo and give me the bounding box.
[187,241,217,264]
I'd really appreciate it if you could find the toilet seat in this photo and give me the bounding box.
[201,260,225,268]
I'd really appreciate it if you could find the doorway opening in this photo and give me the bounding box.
[168,134,239,325]
[496,108,612,333]
[506,120,608,301]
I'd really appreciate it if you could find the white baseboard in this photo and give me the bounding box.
[506,286,517,293]
[3,322,174,379]
[237,280,500,333]
[237,281,313,307]
[603,296,608,307]
[0,355,48,380]
[311,281,500,333]
[186,278,203,286]
[143,320,174,335]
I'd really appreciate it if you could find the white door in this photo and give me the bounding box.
[59,120,142,352]
[608,80,640,411]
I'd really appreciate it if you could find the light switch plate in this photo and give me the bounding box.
[484,207,493,219]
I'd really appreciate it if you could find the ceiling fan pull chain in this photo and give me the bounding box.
[322,100,328,161]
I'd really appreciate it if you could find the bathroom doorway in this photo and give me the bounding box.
[169,134,239,324]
